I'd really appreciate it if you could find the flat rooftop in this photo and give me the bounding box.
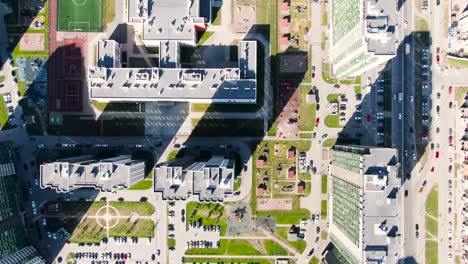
[143,0,195,41]
[40,155,145,192]
[361,148,400,263]
[154,156,234,201]
[89,41,257,103]
[365,0,397,55]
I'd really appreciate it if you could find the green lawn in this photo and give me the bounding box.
[299,86,316,131]
[168,238,176,249]
[264,240,289,256]
[321,200,327,219]
[416,16,429,31]
[322,63,337,84]
[310,256,320,264]
[321,32,327,50]
[167,150,180,160]
[186,202,227,235]
[108,202,155,216]
[257,209,311,225]
[276,227,307,253]
[321,6,328,26]
[184,257,270,264]
[212,7,221,25]
[103,0,115,27]
[456,87,468,104]
[321,231,328,240]
[300,133,313,138]
[324,115,341,128]
[197,31,214,46]
[322,138,337,148]
[327,94,342,103]
[233,176,242,191]
[321,175,328,194]
[109,219,155,238]
[0,97,8,129]
[0,76,4,82]
[128,180,152,190]
[186,239,262,256]
[425,215,438,237]
[425,240,438,264]
[57,0,103,31]
[448,57,468,68]
[354,86,362,94]
[425,185,438,217]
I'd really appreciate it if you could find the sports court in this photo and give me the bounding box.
[57,0,103,32]
[48,38,85,112]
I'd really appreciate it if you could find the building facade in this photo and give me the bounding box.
[329,0,397,78]
[0,144,44,263]
[154,156,235,201]
[326,145,400,264]
[40,155,145,193]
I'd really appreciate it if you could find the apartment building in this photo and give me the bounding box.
[325,145,400,264]
[329,0,397,78]
[40,155,145,193]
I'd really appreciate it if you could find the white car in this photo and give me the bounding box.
[399,113,402,120]
[410,96,414,102]
[412,153,416,161]
[37,144,44,149]
[34,179,39,186]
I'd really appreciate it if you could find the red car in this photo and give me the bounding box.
[312,72,315,78]
[435,151,439,158]
[367,114,371,122]
[436,54,440,63]
[430,167,434,172]
[448,86,452,94]
[334,84,340,89]
[315,118,320,125]
[419,187,424,192]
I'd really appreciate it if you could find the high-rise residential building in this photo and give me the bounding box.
[325,145,400,264]
[329,0,397,78]
[40,155,145,193]
[0,144,45,263]
[154,156,235,201]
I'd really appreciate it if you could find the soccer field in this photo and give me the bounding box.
[57,0,103,32]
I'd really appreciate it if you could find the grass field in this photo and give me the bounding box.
[58,0,103,32]
[321,175,328,194]
[186,239,261,256]
[276,227,307,253]
[299,86,316,131]
[128,180,152,190]
[186,202,227,235]
[109,219,154,238]
[426,185,438,217]
[325,115,341,128]
[0,97,8,129]
[448,57,468,68]
[264,240,289,255]
[108,202,155,216]
[322,138,337,148]
[425,240,438,264]
[321,200,327,219]
[425,215,438,237]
